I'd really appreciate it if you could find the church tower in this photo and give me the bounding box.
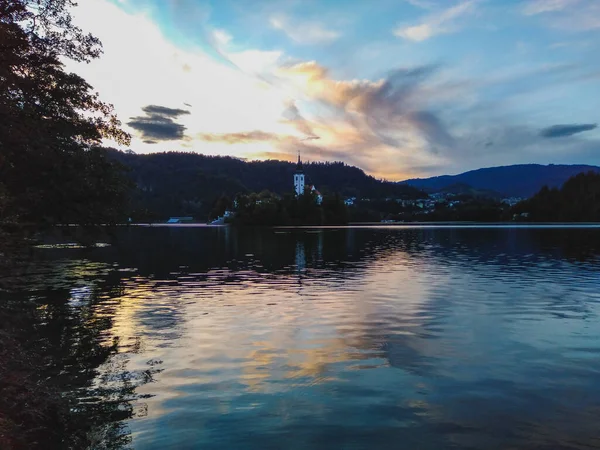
[294,152,305,196]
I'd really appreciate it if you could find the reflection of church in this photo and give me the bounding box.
[294,153,323,205]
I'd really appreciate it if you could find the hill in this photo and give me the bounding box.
[402,164,600,198]
[512,171,600,222]
[107,150,424,221]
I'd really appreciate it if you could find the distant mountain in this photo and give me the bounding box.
[107,150,424,220]
[402,164,600,198]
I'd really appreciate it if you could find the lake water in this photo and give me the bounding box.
[6,226,600,449]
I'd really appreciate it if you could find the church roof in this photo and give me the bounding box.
[295,154,304,173]
[308,184,321,196]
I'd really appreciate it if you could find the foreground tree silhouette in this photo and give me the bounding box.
[1,2,137,449]
[0,0,131,227]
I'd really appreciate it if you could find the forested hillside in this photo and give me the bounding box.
[403,164,600,198]
[513,172,600,222]
[108,150,424,221]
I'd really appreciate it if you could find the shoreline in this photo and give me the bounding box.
[119,222,600,229]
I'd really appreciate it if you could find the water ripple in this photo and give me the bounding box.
[11,226,600,449]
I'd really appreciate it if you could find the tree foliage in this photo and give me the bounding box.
[0,0,131,226]
[513,171,600,222]
[232,189,348,226]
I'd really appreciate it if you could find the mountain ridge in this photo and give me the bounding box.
[401,164,600,198]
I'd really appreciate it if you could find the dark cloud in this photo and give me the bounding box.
[128,104,191,141]
[540,123,597,138]
[128,116,187,141]
[281,62,452,155]
[350,65,453,151]
[141,105,191,118]
[407,111,454,148]
[358,65,441,114]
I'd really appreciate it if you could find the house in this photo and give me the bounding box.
[210,210,234,225]
[167,217,193,224]
[308,184,323,205]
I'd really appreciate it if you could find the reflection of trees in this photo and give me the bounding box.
[0,260,159,449]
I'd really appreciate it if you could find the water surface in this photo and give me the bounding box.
[8,226,600,449]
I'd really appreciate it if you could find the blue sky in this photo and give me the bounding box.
[69,0,600,179]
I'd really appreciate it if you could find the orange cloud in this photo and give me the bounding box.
[197,130,283,144]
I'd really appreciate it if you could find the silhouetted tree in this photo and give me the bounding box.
[209,194,233,220]
[513,172,600,222]
[231,189,349,226]
[0,0,131,227]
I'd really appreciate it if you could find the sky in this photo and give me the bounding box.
[66,0,600,180]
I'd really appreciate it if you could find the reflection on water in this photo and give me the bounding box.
[7,226,600,449]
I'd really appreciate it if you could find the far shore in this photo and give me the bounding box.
[59,222,600,229]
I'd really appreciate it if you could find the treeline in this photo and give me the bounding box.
[107,150,424,221]
[348,197,509,223]
[353,172,600,223]
[427,198,507,222]
[229,189,348,226]
[513,171,600,222]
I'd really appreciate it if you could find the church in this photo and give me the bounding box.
[293,154,323,205]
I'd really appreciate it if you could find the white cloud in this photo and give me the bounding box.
[270,14,340,45]
[396,23,435,41]
[522,0,600,31]
[228,49,283,74]
[522,0,580,15]
[394,0,476,42]
[404,0,437,9]
[65,0,295,156]
[212,29,232,46]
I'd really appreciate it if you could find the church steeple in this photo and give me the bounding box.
[293,150,305,196]
[295,150,304,173]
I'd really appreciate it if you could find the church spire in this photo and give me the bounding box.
[295,149,303,173]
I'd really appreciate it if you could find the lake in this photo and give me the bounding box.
[6,225,600,449]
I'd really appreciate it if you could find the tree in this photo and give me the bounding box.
[209,194,232,220]
[0,0,131,226]
[512,172,600,222]
[322,193,349,225]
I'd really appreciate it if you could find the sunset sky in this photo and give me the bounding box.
[67,0,600,180]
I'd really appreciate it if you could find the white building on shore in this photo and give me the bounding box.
[293,154,322,204]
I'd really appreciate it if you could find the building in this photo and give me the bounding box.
[308,184,323,205]
[166,216,193,224]
[293,154,323,205]
[210,210,234,225]
[294,154,305,196]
